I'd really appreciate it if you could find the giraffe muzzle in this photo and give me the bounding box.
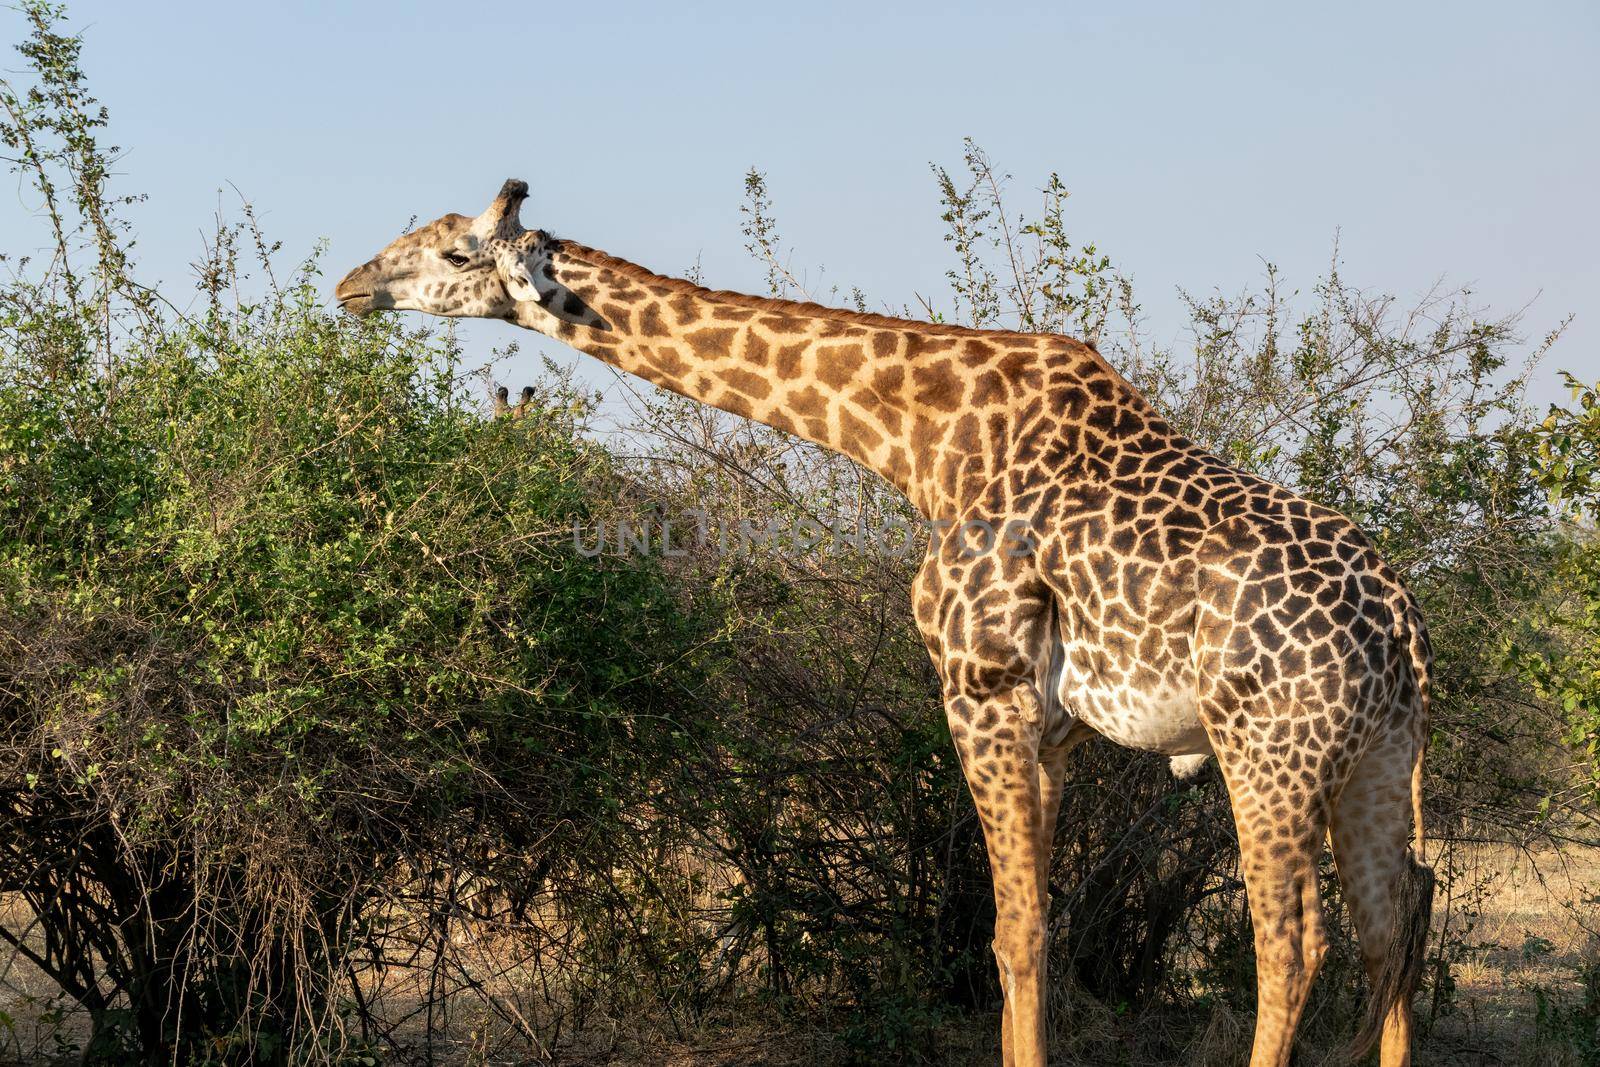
[333,263,390,316]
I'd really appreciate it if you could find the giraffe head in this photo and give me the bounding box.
[334,179,545,318]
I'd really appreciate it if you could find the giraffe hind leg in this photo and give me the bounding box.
[1212,731,1334,1067]
[1330,727,1433,1067]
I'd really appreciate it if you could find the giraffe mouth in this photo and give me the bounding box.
[333,284,394,316]
[335,292,375,316]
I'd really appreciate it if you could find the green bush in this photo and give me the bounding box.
[1,12,714,1062]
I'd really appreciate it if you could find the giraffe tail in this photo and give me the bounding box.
[1403,602,1432,863]
[1347,604,1436,1063]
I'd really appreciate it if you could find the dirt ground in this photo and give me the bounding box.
[2,844,1595,1065]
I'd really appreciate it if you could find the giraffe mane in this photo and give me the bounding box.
[551,239,1104,352]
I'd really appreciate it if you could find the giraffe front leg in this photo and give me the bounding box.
[947,684,1056,1067]
[914,539,1062,1065]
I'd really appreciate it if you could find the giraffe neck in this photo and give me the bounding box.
[506,237,1126,517]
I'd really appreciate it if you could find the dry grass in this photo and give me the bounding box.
[2,844,1595,1065]
[1414,843,1600,1066]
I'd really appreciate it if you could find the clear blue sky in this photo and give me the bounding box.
[5,1,1596,407]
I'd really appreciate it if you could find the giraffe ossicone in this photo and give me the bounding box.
[336,179,1436,1067]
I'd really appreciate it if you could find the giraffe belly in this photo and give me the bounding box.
[1050,646,1213,757]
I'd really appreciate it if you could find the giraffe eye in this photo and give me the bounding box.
[442,251,471,268]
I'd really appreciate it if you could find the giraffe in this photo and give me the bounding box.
[492,384,510,418]
[335,180,1435,1067]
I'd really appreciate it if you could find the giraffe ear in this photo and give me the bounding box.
[496,248,542,304]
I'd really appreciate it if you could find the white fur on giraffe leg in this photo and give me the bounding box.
[1169,754,1211,779]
